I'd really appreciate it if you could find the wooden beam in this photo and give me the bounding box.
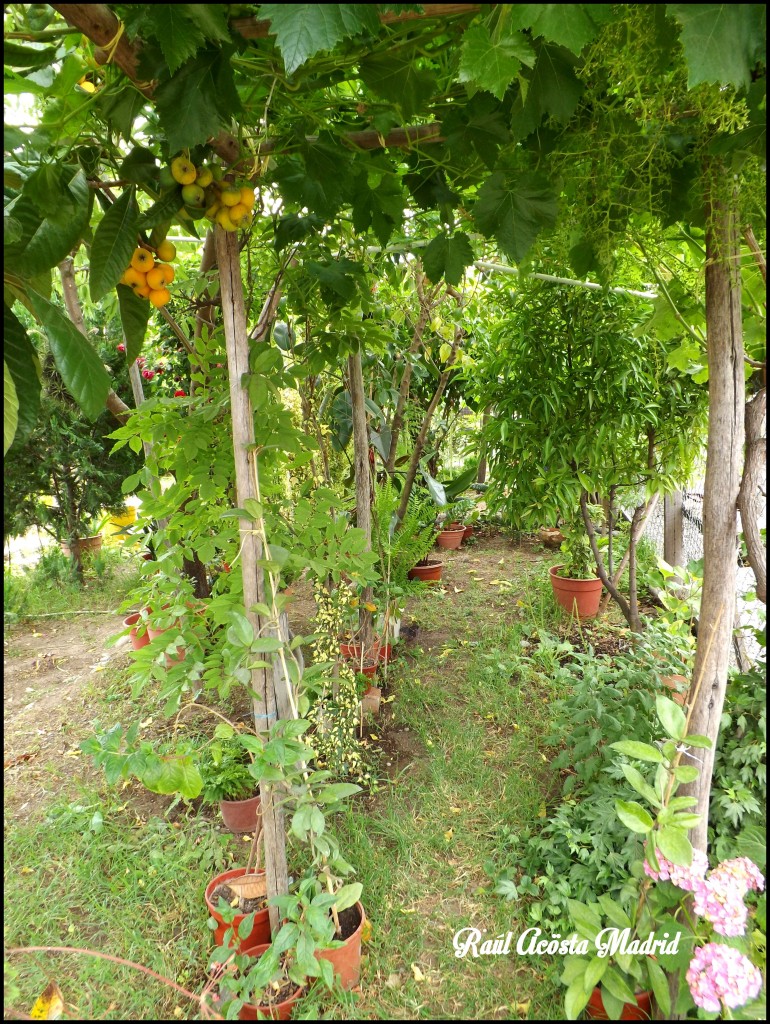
[230,5,483,39]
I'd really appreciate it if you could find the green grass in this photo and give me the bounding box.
[4,547,142,623]
[5,534,581,1020]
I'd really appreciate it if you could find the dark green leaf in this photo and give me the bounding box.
[473,170,558,263]
[261,4,378,75]
[510,43,584,139]
[27,290,110,421]
[423,231,474,286]
[443,95,511,168]
[511,4,616,53]
[458,24,534,100]
[90,188,139,302]
[119,147,159,187]
[359,53,437,120]
[138,189,184,231]
[6,167,89,277]
[668,4,765,91]
[4,303,41,449]
[182,4,232,43]
[646,958,671,1016]
[3,41,58,69]
[155,50,237,153]
[117,285,151,364]
[144,8,207,74]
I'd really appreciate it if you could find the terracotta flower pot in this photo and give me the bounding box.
[549,564,603,618]
[436,527,465,550]
[340,639,381,662]
[123,612,150,651]
[61,534,103,562]
[315,901,366,990]
[205,868,271,951]
[462,525,474,541]
[359,661,378,679]
[220,793,262,834]
[408,560,443,583]
[377,643,393,664]
[236,943,304,1021]
[586,986,652,1020]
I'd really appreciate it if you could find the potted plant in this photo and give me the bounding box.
[549,521,604,619]
[199,734,261,834]
[559,696,764,1021]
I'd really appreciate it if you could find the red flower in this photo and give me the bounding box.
[142,369,155,380]
[137,356,146,366]
[117,343,126,353]
[174,389,186,397]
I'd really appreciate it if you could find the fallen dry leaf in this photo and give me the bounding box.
[224,873,267,899]
[411,963,426,983]
[30,981,64,1020]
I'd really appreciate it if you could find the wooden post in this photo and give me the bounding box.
[663,491,684,568]
[216,226,288,929]
[348,350,374,650]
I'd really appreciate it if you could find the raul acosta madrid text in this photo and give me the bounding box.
[453,926,682,959]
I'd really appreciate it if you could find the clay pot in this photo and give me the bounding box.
[408,560,443,583]
[359,661,378,679]
[462,525,474,541]
[236,943,304,1021]
[586,987,652,1020]
[205,868,271,951]
[315,901,366,990]
[436,527,465,550]
[549,564,603,618]
[220,793,262,834]
[377,643,393,664]
[539,526,565,549]
[340,639,381,662]
[123,612,149,651]
[61,534,103,563]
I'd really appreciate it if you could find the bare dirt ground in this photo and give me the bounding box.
[2,530,558,824]
[3,612,131,820]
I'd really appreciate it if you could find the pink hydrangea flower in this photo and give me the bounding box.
[692,875,748,937]
[686,943,762,1012]
[643,847,708,891]
[708,857,765,896]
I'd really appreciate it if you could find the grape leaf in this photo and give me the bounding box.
[359,53,437,120]
[511,4,616,54]
[423,231,475,286]
[473,170,558,263]
[458,24,534,100]
[668,4,765,91]
[510,43,584,139]
[144,7,206,74]
[261,4,379,75]
[155,49,240,153]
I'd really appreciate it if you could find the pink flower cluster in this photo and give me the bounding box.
[686,943,762,1012]
[692,857,765,938]
[643,847,709,891]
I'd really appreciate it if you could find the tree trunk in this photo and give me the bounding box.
[385,271,435,474]
[216,226,288,930]
[679,173,745,853]
[737,386,766,604]
[348,351,374,650]
[396,326,463,523]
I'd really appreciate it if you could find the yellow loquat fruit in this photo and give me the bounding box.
[239,187,256,210]
[135,283,151,298]
[124,267,145,289]
[156,240,176,262]
[228,202,250,225]
[171,156,197,185]
[130,247,155,273]
[216,208,237,232]
[220,187,242,208]
[160,264,175,284]
[146,265,166,290]
[149,287,171,308]
[195,167,213,187]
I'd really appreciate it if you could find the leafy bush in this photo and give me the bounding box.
[198,736,257,803]
[496,624,767,932]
